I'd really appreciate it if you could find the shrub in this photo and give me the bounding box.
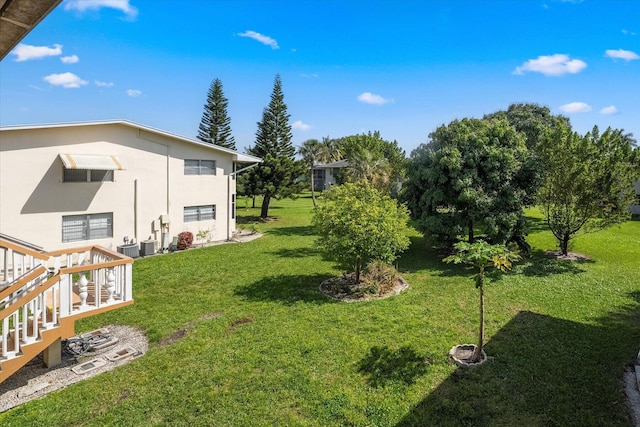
[177,231,193,250]
[362,261,400,295]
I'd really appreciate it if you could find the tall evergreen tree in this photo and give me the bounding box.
[197,78,236,149]
[247,74,306,218]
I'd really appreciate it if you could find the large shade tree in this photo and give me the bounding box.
[313,181,410,282]
[245,74,306,218]
[539,123,640,255]
[197,78,236,149]
[403,118,537,249]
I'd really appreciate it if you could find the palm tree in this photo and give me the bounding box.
[298,139,325,207]
[345,148,391,192]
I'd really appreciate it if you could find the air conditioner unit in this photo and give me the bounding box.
[140,240,156,256]
[117,244,139,258]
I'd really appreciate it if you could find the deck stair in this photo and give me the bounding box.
[0,234,134,383]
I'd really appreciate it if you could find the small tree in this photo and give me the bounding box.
[443,240,519,363]
[539,124,640,255]
[197,78,236,149]
[313,181,410,282]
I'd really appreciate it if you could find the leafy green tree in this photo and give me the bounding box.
[246,74,306,218]
[197,78,236,149]
[539,124,640,255]
[484,103,569,152]
[334,131,405,195]
[313,181,411,282]
[444,240,519,363]
[403,118,536,249]
[298,138,327,207]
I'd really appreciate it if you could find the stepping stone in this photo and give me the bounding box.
[105,347,139,362]
[71,358,107,375]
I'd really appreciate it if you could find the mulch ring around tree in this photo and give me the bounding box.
[544,250,591,261]
[319,273,409,303]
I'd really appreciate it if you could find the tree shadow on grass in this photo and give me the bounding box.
[395,295,640,426]
[234,274,335,305]
[271,247,323,258]
[514,249,594,277]
[267,225,317,237]
[357,345,432,388]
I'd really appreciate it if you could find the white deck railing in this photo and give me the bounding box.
[1,237,133,363]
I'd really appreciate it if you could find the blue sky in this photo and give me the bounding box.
[1,0,638,154]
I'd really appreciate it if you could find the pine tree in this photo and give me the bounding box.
[197,78,236,149]
[248,74,306,218]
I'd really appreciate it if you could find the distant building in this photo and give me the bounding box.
[312,160,348,191]
[632,181,640,216]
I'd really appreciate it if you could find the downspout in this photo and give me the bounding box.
[134,179,138,243]
[227,162,260,240]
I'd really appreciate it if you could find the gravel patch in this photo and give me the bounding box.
[0,324,148,413]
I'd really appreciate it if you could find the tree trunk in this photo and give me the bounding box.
[473,268,485,363]
[468,220,474,243]
[310,171,316,208]
[252,195,256,209]
[260,193,271,219]
[355,258,361,283]
[560,233,570,256]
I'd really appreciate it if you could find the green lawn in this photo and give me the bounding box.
[2,195,640,426]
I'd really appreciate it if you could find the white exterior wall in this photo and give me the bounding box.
[0,123,240,252]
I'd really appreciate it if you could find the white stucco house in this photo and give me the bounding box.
[0,120,261,255]
[312,159,348,191]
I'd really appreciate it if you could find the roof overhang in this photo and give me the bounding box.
[0,0,62,61]
[59,153,125,171]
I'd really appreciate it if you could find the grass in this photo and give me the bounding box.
[2,195,640,426]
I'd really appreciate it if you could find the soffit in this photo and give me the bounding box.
[0,0,62,61]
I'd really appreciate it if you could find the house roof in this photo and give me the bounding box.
[0,0,62,61]
[313,159,348,169]
[0,119,262,163]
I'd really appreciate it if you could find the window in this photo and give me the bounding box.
[185,160,216,175]
[64,169,114,182]
[62,213,113,242]
[184,205,216,222]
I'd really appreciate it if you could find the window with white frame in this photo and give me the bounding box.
[62,213,113,242]
[64,169,114,182]
[184,205,216,222]
[184,159,216,175]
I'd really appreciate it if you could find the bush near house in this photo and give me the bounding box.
[177,231,193,250]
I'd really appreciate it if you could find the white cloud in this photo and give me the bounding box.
[559,102,591,113]
[61,55,79,64]
[65,0,138,19]
[126,89,142,97]
[622,29,637,36]
[95,80,114,87]
[513,54,587,76]
[605,49,640,61]
[600,106,618,115]
[301,73,319,78]
[238,30,279,49]
[291,120,312,131]
[357,92,393,105]
[43,72,88,88]
[11,43,62,62]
